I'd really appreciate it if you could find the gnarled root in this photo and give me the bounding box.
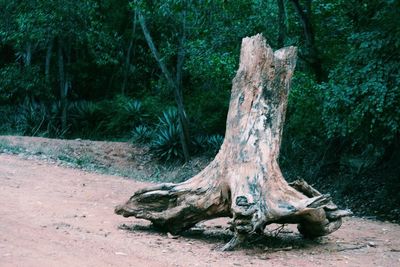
[115,178,351,250]
[115,34,352,251]
[115,166,232,234]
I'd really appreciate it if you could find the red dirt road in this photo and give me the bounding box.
[1,154,400,267]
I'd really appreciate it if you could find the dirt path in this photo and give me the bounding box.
[1,154,399,267]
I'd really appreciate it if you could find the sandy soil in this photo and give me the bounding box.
[1,153,400,267]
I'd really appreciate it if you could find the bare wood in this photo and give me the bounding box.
[115,34,350,250]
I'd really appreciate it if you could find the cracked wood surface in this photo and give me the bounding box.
[115,34,351,250]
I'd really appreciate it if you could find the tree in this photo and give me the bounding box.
[277,0,287,48]
[121,11,137,95]
[321,0,400,162]
[136,6,191,162]
[289,0,325,82]
[115,34,350,250]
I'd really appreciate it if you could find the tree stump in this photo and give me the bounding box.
[115,34,351,251]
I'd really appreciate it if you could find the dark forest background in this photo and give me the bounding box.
[0,0,399,220]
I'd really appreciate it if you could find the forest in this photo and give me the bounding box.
[0,0,399,221]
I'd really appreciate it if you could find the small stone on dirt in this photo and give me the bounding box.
[167,232,179,239]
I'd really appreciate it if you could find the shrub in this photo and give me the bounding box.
[0,105,19,134]
[192,134,224,156]
[46,101,69,138]
[103,95,147,136]
[151,107,183,161]
[141,94,174,123]
[280,72,327,180]
[131,125,153,144]
[206,134,224,154]
[68,101,103,137]
[186,89,229,135]
[192,135,208,154]
[0,64,51,104]
[16,100,49,136]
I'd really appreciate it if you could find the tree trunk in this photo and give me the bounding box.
[277,0,287,48]
[45,38,53,84]
[175,6,190,162]
[137,10,191,161]
[121,11,137,95]
[58,39,67,133]
[290,0,325,82]
[115,34,350,251]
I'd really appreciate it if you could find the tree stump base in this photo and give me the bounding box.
[115,34,351,250]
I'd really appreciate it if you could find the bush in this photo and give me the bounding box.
[186,89,229,135]
[280,72,327,181]
[102,95,147,136]
[151,107,184,161]
[141,94,174,123]
[191,135,208,154]
[68,101,103,138]
[0,64,51,104]
[131,125,153,144]
[46,101,70,138]
[206,134,224,154]
[0,105,19,134]
[192,134,224,156]
[16,100,49,136]
[0,101,68,138]
[320,7,400,163]
[149,106,225,161]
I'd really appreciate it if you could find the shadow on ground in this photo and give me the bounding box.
[118,222,331,252]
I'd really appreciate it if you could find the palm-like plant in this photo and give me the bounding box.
[17,100,48,136]
[206,134,224,154]
[132,125,153,144]
[104,96,147,135]
[151,107,183,161]
[68,101,101,136]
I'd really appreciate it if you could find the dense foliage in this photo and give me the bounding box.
[0,0,399,220]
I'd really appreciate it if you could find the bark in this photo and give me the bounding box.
[137,10,191,161]
[115,34,351,250]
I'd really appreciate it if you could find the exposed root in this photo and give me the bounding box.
[115,34,351,250]
[221,232,247,251]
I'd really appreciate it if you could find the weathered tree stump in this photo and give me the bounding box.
[115,34,351,251]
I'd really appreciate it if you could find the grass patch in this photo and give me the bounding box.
[0,139,25,154]
[0,136,101,173]
[0,136,208,184]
